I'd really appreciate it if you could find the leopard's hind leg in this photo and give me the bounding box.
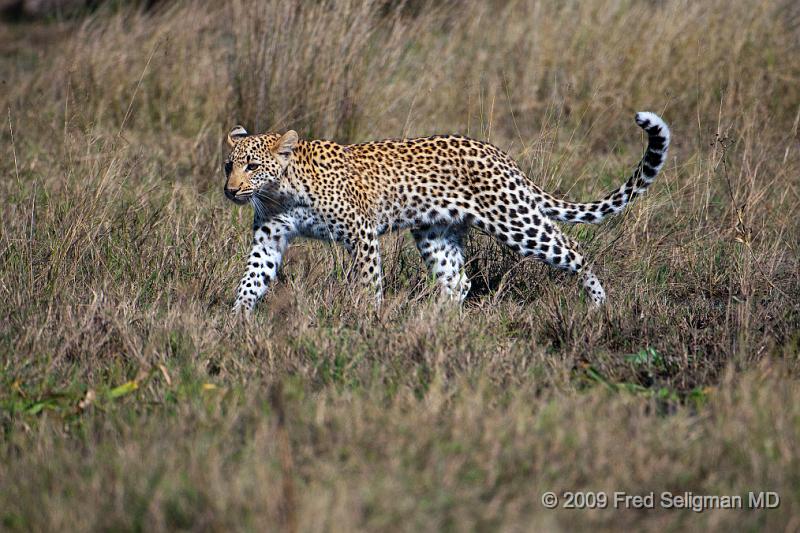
[413,224,471,302]
[475,205,606,306]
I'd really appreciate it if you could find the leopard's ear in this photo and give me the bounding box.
[227,125,249,147]
[271,130,298,165]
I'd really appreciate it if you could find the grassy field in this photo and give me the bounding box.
[1,0,799,530]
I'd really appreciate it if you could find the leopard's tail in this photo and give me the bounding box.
[539,112,670,224]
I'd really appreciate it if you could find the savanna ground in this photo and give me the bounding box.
[1,0,799,530]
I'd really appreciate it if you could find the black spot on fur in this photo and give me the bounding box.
[643,163,658,178]
[648,136,666,151]
[644,151,662,167]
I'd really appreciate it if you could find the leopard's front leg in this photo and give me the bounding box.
[232,213,298,315]
[346,227,383,309]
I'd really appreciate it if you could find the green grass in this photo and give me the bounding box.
[1,0,799,530]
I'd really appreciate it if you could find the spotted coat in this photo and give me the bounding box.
[223,112,670,314]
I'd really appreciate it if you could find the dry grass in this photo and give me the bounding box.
[1,0,799,530]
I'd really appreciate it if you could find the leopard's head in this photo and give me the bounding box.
[223,126,298,205]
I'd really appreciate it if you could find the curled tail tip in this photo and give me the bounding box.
[541,112,670,225]
[635,111,670,140]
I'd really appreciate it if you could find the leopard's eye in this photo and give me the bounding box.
[246,163,261,172]
[224,161,233,175]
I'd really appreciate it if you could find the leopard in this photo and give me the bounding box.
[223,112,670,315]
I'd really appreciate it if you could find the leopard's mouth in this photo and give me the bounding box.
[224,188,253,205]
[233,191,252,204]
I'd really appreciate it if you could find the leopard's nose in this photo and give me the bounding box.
[224,186,239,200]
